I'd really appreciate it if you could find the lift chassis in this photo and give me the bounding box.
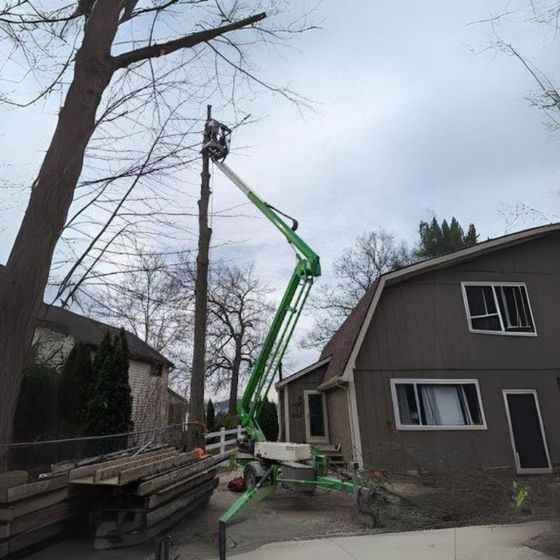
[202,122,359,559]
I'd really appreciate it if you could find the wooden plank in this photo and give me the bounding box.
[0,487,73,523]
[9,499,80,537]
[0,471,28,490]
[9,520,65,555]
[146,470,214,509]
[0,474,68,504]
[94,450,178,482]
[118,451,199,486]
[69,447,174,481]
[146,478,218,526]
[0,540,8,559]
[136,453,229,496]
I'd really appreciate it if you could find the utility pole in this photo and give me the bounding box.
[186,105,212,450]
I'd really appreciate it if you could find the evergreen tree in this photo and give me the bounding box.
[257,396,279,442]
[112,328,133,434]
[206,399,216,432]
[58,342,94,437]
[415,216,478,259]
[85,332,114,436]
[85,330,133,436]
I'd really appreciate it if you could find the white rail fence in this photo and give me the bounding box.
[205,426,245,455]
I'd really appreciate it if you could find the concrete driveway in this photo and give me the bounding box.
[232,522,560,560]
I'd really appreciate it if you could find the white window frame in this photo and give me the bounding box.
[502,389,552,475]
[461,281,537,337]
[390,378,487,431]
[303,390,329,444]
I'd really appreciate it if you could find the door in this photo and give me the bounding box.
[503,390,552,474]
[304,390,329,444]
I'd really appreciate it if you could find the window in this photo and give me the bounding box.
[391,379,486,430]
[461,282,536,335]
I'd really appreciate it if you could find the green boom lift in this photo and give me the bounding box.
[202,120,363,559]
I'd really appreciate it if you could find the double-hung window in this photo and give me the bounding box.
[461,282,536,335]
[391,379,486,430]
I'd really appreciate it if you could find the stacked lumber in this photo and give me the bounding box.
[0,471,80,558]
[68,449,229,549]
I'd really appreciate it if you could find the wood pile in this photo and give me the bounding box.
[0,471,79,558]
[0,446,229,556]
[69,448,229,550]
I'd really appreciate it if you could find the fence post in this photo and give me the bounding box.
[220,427,226,455]
[237,424,242,439]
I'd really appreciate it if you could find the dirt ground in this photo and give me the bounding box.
[27,470,365,560]
[26,469,560,560]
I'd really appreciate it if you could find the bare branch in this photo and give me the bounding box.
[113,12,267,69]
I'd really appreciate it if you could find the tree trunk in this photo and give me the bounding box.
[0,1,122,459]
[228,340,242,415]
[185,106,212,450]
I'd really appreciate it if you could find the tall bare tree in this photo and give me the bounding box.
[301,229,411,349]
[186,107,212,449]
[0,1,315,449]
[206,263,273,414]
[78,243,195,383]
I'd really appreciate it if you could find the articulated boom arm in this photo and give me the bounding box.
[213,161,321,442]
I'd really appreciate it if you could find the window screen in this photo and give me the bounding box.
[463,283,535,334]
[394,381,483,428]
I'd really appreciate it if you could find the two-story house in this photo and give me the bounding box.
[33,303,179,433]
[276,224,560,475]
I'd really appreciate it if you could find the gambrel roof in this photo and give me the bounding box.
[278,223,560,390]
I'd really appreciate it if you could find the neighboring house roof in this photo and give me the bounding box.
[0,263,172,367]
[277,222,560,391]
[167,387,188,405]
[36,304,173,367]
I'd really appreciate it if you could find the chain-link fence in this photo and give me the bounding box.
[1,423,184,476]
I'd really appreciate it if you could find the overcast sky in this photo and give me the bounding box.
[1,1,559,373]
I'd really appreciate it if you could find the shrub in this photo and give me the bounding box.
[257,396,279,442]
[14,364,59,442]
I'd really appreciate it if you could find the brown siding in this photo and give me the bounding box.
[280,366,354,461]
[286,366,326,443]
[278,388,286,441]
[326,387,353,462]
[355,369,560,471]
[354,232,560,471]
